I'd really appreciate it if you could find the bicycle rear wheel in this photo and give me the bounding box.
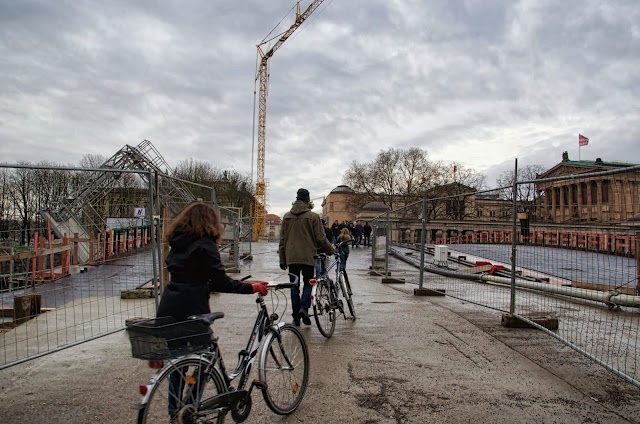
[259,324,310,415]
[138,357,227,424]
[340,270,356,320]
[312,279,335,338]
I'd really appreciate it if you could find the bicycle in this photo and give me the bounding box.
[311,241,356,338]
[126,274,309,423]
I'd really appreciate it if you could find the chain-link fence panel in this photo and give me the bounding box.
[0,164,159,368]
[368,162,640,387]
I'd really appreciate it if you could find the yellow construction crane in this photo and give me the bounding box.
[252,0,326,241]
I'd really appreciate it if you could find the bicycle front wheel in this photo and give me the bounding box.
[340,270,356,320]
[259,324,310,415]
[312,279,335,338]
[138,357,227,424]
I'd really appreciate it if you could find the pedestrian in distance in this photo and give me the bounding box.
[331,220,341,246]
[355,221,364,247]
[337,227,352,268]
[279,188,334,326]
[363,221,372,247]
[351,220,362,248]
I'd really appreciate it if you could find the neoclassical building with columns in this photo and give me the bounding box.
[535,152,640,223]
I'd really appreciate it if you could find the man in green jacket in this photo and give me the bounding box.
[279,188,335,326]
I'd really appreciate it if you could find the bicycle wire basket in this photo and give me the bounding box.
[126,317,212,360]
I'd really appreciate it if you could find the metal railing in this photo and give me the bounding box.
[0,163,237,369]
[371,162,640,387]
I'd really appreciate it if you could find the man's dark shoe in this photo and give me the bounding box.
[293,320,300,327]
[300,310,311,325]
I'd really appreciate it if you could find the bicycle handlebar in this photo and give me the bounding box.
[267,282,298,289]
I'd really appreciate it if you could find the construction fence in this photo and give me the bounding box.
[372,162,640,388]
[0,162,242,369]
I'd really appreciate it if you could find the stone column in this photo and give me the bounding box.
[560,184,566,222]
[550,186,557,223]
[568,184,574,219]
[576,182,583,221]
[596,180,603,221]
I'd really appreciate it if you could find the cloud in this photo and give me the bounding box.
[1,0,638,217]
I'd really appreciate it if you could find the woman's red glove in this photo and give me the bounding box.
[251,282,269,296]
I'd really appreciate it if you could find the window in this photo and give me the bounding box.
[477,210,483,217]
[329,202,334,211]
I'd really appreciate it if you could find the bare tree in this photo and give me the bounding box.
[496,164,545,216]
[175,159,254,214]
[344,147,442,210]
[9,163,37,244]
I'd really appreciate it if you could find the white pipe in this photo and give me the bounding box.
[389,247,640,308]
[481,274,640,308]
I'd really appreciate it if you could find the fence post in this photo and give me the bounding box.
[62,234,69,276]
[148,169,160,312]
[47,219,54,281]
[419,198,427,290]
[510,158,518,314]
[9,240,14,291]
[31,231,38,287]
[162,207,172,290]
[370,220,376,267]
[636,232,640,295]
[385,211,390,278]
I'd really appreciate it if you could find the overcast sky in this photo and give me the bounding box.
[1,0,639,216]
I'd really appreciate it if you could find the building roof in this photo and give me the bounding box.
[330,185,354,194]
[265,214,281,225]
[537,152,640,180]
[361,201,390,212]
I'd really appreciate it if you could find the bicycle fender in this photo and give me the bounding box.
[311,284,318,307]
[270,321,287,333]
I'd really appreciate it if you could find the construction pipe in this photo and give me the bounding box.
[480,274,640,308]
[389,248,640,309]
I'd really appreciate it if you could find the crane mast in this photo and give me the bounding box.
[253,0,325,241]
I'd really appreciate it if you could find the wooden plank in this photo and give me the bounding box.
[457,264,493,274]
[571,280,636,296]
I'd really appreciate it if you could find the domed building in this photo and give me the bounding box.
[321,185,356,224]
[356,201,390,222]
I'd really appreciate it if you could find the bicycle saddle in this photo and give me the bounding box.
[188,311,224,325]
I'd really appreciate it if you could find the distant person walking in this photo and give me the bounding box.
[337,227,352,268]
[279,189,334,326]
[351,221,362,248]
[363,221,372,247]
[331,220,341,245]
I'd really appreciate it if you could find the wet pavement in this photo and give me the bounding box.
[1,242,639,423]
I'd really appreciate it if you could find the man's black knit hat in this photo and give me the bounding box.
[296,188,310,202]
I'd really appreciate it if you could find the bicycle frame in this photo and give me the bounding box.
[137,276,300,419]
[311,243,347,309]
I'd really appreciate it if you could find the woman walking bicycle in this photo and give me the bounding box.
[155,201,269,421]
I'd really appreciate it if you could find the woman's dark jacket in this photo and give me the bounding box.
[156,227,251,322]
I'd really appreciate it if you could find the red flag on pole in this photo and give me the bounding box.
[579,134,589,146]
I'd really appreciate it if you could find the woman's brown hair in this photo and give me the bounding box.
[167,201,225,242]
[339,227,351,241]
